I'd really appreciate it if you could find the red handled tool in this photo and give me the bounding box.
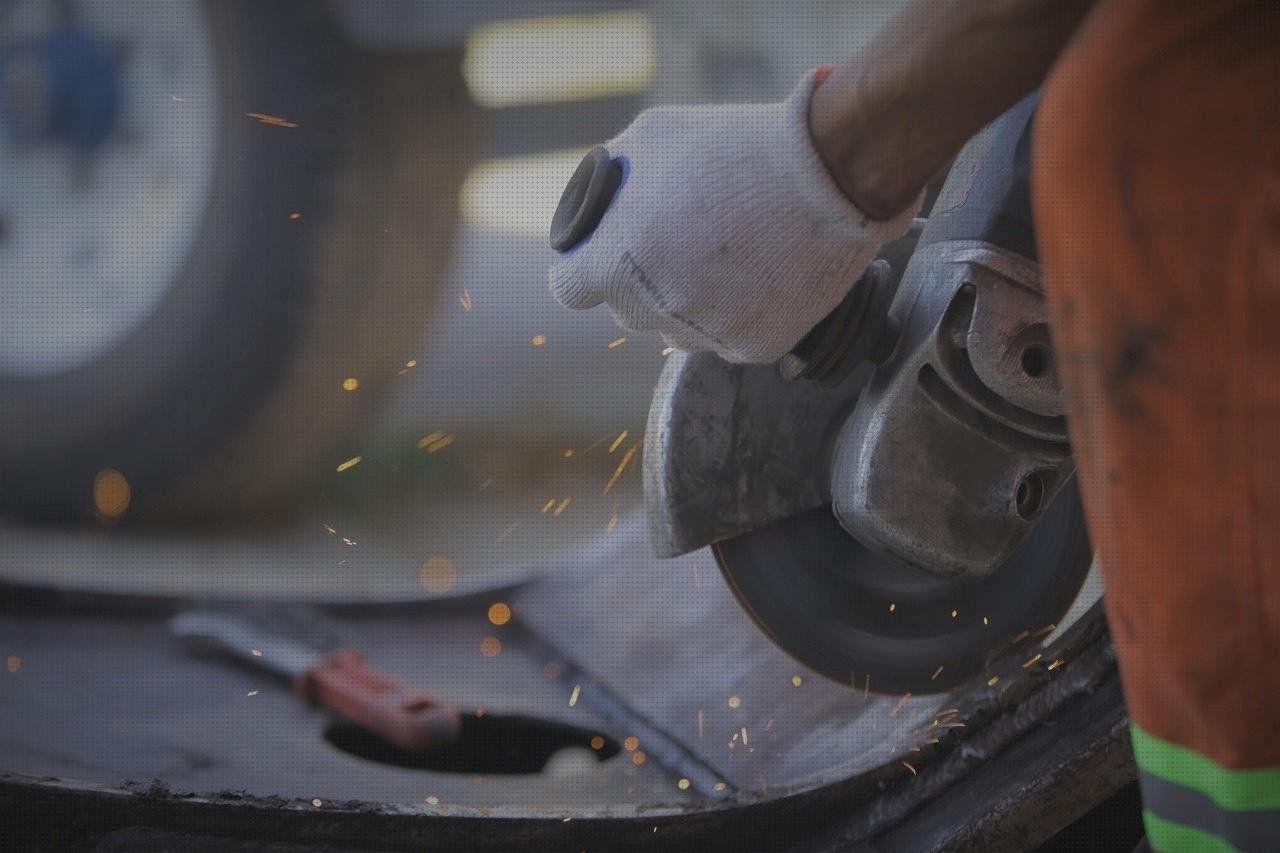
[169,611,460,751]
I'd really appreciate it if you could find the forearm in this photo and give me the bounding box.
[810,0,1096,220]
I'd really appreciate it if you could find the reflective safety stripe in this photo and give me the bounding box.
[1139,772,1280,852]
[1132,725,1280,852]
[1143,811,1240,853]
[1131,725,1280,811]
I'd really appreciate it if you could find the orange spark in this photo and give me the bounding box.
[459,289,473,311]
[608,430,629,453]
[335,456,362,473]
[602,444,638,495]
[487,602,512,626]
[247,112,298,128]
[608,337,627,348]
[553,496,572,517]
[890,693,912,717]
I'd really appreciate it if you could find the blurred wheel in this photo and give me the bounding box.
[0,0,476,522]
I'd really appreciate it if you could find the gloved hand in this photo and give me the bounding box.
[548,71,920,364]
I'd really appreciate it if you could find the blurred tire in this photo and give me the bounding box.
[0,1,477,523]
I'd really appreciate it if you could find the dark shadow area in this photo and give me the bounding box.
[324,714,620,774]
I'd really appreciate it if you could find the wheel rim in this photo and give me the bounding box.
[0,0,217,379]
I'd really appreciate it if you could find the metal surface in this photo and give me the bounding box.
[831,240,1074,579]
[714,479,1092,693]
[169,611,321,679]
[643,350,870,558]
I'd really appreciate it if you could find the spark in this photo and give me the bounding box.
[405,359,417,368]
[496,520,520,543]
[677,778,690,791]
[289,212,301,220]
[692,566,700,585]
[169,95,185,102]
[927,738,941,745]
[931,666,944,681]
[569,684,581,706]
[541,499,556,513]
[1033,623,1057,638]
[890,693,912,717]
[1022,653,1043,668]
[250,649,262,657]
[864,674,871,700]
[950,609,958,619]
[661,346,675,356]
[590,736,605,750]
[425,435,455,454]
[987,676,1000,687]
[335,456,362,473]
[583,433,613,453]
[714,782,727,792]
[341,377,359,391]
[553,496,572,517]
[740,727,748,745]
[247,112,298,128]
[791,675,803,687]
[562,448,574,458]
[311,798,323,808]
[983,616,990,626]
[341,537,357,547]
[888,602,896,612]
[487,602,512,626]
[1013,629,1030,643]
[727,695,741,709]
[459,289,473,311]
[902,761,917,776]
[480,637,502,657]
[425,795,440,805]
[608,430,629,453]
[6,656,21,673]
[602,444,639,495]
[322,523,336,534]
[531,333,547,346]
[607,503,620,532]
[608,337,627,348]
[624,736,639,751]
[631,751,646,766]
[1047,659,1064,671]
[698,709,704,738]
[246,690,258,697]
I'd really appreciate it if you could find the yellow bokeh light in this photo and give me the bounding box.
[590,736,605,750]
[487,602,512,626]
[480,637,502,657]
[419,556,457,595]
[624,736,639,751]
[727,695,741,709]
[93,469,130,519]
[531,334,547,346]
[342,377,359,391]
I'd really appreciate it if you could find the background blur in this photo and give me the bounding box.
[0,0,902,601]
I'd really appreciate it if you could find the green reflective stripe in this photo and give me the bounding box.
[1132,725,1280,811]
[1144,810,1240,853]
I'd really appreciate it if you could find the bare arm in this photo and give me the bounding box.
[810,0,1097,220]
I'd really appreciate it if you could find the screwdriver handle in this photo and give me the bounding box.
[294,649,461,751]
[550,145,624,252]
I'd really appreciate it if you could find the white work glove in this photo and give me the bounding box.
[548,71,920,364]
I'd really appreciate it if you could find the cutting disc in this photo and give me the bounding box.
[713,478,1092,694]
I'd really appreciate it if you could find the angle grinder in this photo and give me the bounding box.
[551,93,1092,694]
